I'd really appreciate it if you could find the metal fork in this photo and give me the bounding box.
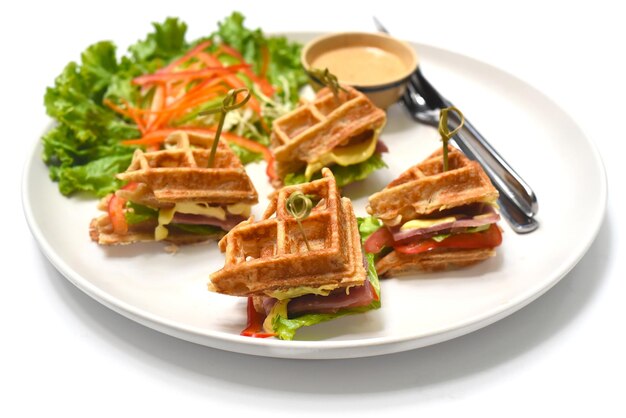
[374,17,539,234]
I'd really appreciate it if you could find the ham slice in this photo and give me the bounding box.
[262,279,378,317]
[391,205,500,242]
[375,140,389,154]
[288,280,378,315]
[171,213,246,231]
[391,212,500,242]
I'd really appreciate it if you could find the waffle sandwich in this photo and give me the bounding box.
[363,146,503,277]
[209,168,380,340]
[89,131,258,246]
[269,85,388,188]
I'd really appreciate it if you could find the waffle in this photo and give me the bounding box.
[367,146,500,276]
[89,210,222,246]
[209,168,367,296]
[116,131,258,205]
[270,85,387,185]
[375,248,497,277]
[90,130,258,245]
[367,146,498,227]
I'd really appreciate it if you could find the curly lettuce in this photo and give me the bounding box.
[357,216,383,245]
[211,11,307,105]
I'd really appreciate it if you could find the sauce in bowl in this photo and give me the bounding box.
[311,46,408,86]
[302,32,418,108]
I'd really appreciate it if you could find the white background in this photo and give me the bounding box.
[3,0,624,416]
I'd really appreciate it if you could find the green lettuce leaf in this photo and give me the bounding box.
[331,153,387,187]
[212,12,307,105]
[172,224,224,235]
[228,142,263,165]
[128,17,189,63]
[282,171,308,187]
[431,234,450,242]
[54,154,133,196]
[283,153,387,188]
[125,202,158,225]
[43,20,191,198]
[357,216,383,245]
[43,40,142,197]
[272,253,381,340]
[124,202,225,236]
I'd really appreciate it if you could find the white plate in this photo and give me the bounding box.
[22,33,607,359]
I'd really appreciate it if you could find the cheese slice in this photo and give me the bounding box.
[399,199,500,232]
[263,299,289,334]
[174,202,227,220]
[155,203,230,241]
[226,202,252,217]
[266,283,339,300]
[400,216,457,231]
[304,128,381,180]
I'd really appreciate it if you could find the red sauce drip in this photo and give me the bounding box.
[240,297,276,338]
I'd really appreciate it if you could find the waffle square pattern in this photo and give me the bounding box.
[210,168,366,296]
[367,146,499,227]
[270,86,386,182]
[117,130,258,205]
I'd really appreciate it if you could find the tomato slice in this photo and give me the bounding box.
[364,227,394,254]
[240,297,276,338]
[394,224,503,255]
[108,182,139,235]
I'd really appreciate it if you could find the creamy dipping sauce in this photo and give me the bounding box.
[310,46,407,86]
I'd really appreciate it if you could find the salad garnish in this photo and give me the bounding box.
[43,12,307,197]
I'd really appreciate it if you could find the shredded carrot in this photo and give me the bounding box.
[194,50,265,114]
[161,40,212,73]
[106,40,276,181]
[120,136,163,146]
[216,44,275,97]
[103,98,146,134]
[145,85,165,132]
[125,102,147,134]
[132,64,249,85]
[103,98,132,119]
